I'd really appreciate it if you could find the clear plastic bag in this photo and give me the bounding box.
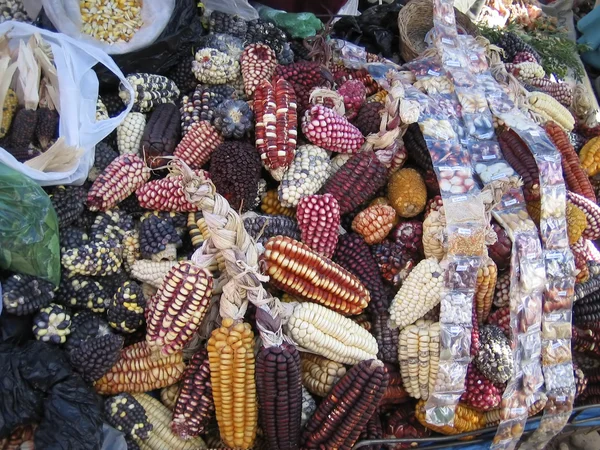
[40,0,176,55]
[0,163,60,286]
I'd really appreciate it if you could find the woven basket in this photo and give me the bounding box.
[398,0,479,62]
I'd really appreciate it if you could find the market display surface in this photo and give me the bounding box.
[3,0,600,449]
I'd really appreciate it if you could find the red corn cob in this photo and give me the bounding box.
[297,194,340,258]
[334,68,380,97]
[173,122,224,170]
[171,348,215,439]
[337,80,366,120]
[254,78,298,180]
[302,104,364,153]
[241,44,277,98]
[528,78,573,107]
[136,169,209,212]
[87,154,150,212]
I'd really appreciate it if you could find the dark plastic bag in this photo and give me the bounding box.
[35,376,103,450]
[0,163,60,286]
[0,312,34,345]
[36,0,205,87]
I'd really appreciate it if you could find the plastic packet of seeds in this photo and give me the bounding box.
[424,139,467,166]
[493,206,536,238]
[543,363,575,391]
[440,291,474,324]
[403,56,444,80]
[514,293,543,333]
[455,87,488,114]
[433,23,460,49]
[536,155,565,188]
[435,94,463,119]
[331,39,367,69]
[542,339,572,366]
[519,332,542,361]
[446,223,487,257]
[414,75,455,96]
[545,388,575,414]
[522,360,544,396]
[491,417,527,450]
[474,160,516,184]
[448,68,476,88]
[440,48,468,70]
[420,118,457,141]
[443,192,486,225]
[545,251,576,280]
[517,256,546,295]
[524,411,570,448]
[424,392,463,426]
[496,190,526,212]
[462,112,495,140]
[433,360,468,392]
[439,323,471,360]
[542,321,572,340]
[435,165,476,196]
[469,140,502,162]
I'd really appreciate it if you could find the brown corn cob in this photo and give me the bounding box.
[146,261,213,356]
[353,313,372,331]
[301,359,389,449]
[261,190,296,217]
[352,204,396,245]
[296,194,340,258]
[172,348,215,439]
[254,78,298,180]
[320,152,388,214]
[261,236,370,315]
[475,258,497,324]
[256,343,302,450]
[545,121,596,202]
[132,393,207,450]
[9,107,37,149]
[372,311,399,364]
[380,365,409,406]
[207,318,258,450]
[87,154,150,212]
[498,129,540,202]
[241,44,277,98]
[415,400,486,435]
[301,353,347,397]
[94,341,185,395]
[173,121,224,170]
[141,103,181,169]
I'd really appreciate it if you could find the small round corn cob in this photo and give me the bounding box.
[56,273,110,313]
[302,104,364,153]
[213,99,254,139]
[117,112,145,155]
[286,302,378,365]
[87,154,151,212]
[296,194,340,258]
[119,73,180,113]
[32,303,71,344]
[69,332,124,383]
[146,261,213,356]
[207,318,258,450]
[240,44,277,98]
[105,394,154,450]
[301,353,347,397]
[389,258,444,329]
[94,341,185,395]
[352,204,396,244]
[2,273,55,316]
[579,136,600,177]
[388,168,428,218]
[475,325,514,384]
[61,241,123,277]
[171,348,215,439]
[173,121,224,170]
[261,236,370,315]
[192,48,240,85]
[139,214,182,262]
[107,280,145,333]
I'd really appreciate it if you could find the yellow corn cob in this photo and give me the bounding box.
[0,89,17,138]
[579,136,600,177]
[286,302,378,364]
[301,353,347,397]
[187,212,205,249]
[261,190,296,217]
[94,341,185,395]
[132,393,207,450]
[527,92,575,131]
[367,90,388,104]
[160,384,181,411]
[207,318,258,450]
[195,215,225,272]
[475,258,497,324]
[415,400,486,435]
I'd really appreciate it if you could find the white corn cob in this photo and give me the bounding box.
[301,353,347,397]
[527,91,575,131]
[286,302,378,365]
[131,260,178,288]
[132,394,207,450]
[389,258,444,328]
[117,112,146,155]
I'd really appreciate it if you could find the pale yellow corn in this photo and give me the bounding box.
[527,92,575,131]
[80,0,144,44]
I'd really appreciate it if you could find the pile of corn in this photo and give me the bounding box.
[4,7,600,450]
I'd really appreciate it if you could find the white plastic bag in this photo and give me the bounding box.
[205,0,259,20]
[0,21,133,186]
[40,0,175,55]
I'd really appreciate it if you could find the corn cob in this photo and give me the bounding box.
[329,153,352,175]
[0,88,17,138]
[460,364,503,411]
[32,303,71,344]
[545,121,595,201]
[172,348,215,439]
[278,144,331,208]
[261,236,370,315]
[256,343,302,450]
[187,212,205,249]
[527,78,573,107]
[89,142,118,182]
[494,271,511,308]
[173,121,224,170]
[122,229,141,273]
[131,260,178,288]
[498,129,540,202]
[389,258,444,329]
[141,103,181,168]
[333,233,389,314]
[475,258,497,324]
[2,273,55,316]
[241,44,277,98]
[243,213,301,246]
[415,400,485,435]
[107,280,145,333]
[1,425,36,450]
[136,170,208,213]
[146,261,212,356]
[87,154,150,212]
[301,359,389,449]
[192,48,240,84]
[207,318,258,449]
[254,78,298,180]
[50,185,87,228]
[286,302,378,364]
[484,393,547,426]
[8,107,37,149]
[161,384,180,411]
[372,311,399,364]
[302,104,364,153]
[527,91,575,131]
[69,332,125,383]
[132,393,207,450]
[62,241,123,277]
[296,194,340,258]
[117,112,146,155]
[352,204,396,244]
[119,73,180,113]
[572,237,590,283]
[139,215,181,262]
[334,67,381,97]
[380,365,410,406]
[94,341,185,395]
[567,191,600,240]
[105,393,154,450]
[579,136,600,177]
[262,189,296,217]
[301,353,347,397]
[55,273,109,313]
[35,106,58,150]
[320,152,388,215]
[337,79,367,120]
